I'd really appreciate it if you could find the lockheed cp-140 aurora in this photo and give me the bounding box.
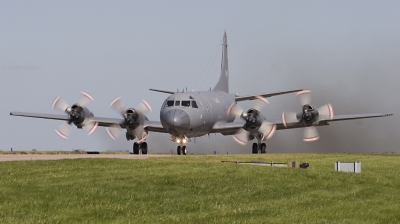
[10,32,393,154]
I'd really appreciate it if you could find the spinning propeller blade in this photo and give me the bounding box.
[259,121,276,140]
[232,128,250,146]
[55,122,71,139]
[78,92,94,107]
[318,104,334,120]
[304,126,319,142]
[297,90,311,106]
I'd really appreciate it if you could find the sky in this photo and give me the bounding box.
[1,1,399,153]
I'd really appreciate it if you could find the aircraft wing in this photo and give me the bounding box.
[10,112,169,133]
[88,118,168,133]
[235,89,303,102]
[320,113,393,122]
[10,111,69,121]
[88,117,125,127]
[144,120,168,133]
[211,121,245,135]
[274,113,393,130]
[210,113,392,136]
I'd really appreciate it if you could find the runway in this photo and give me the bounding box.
[0,154,171,162]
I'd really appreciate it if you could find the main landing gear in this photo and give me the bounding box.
[177,145,187,155]
[252,143,267,154]
[251,134,267,154]
[133,142,148,155]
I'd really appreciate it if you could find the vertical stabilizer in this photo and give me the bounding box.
[213,32,229,93]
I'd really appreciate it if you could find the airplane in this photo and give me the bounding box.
[10,32,393,155]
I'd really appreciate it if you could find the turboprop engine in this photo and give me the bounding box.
[51,92,97,139]
[106,97,152,143]
[282,90,333,141]
[228,97,276,145]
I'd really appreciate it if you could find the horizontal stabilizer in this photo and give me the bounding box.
[235,89,303,102]
[149,89,175,94]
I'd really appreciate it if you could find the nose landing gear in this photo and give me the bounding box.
[177,145,187,155]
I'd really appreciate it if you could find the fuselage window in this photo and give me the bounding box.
[175,101,181,106]
[166,101,174,107]
[181,100,190,107]
[192,101,198,108]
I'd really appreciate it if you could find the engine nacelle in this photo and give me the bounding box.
[124,108,139,129]
[69,104,94,126]
[301,105,319,126]
[241,109,265,130]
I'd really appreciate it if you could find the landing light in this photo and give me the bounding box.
[183,139,187,144]
[176,139,181,144]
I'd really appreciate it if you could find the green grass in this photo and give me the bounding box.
[0,154,399,223]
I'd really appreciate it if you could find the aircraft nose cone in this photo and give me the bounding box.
[161,109,190,134]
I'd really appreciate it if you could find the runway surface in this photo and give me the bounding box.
[0,154,171,162]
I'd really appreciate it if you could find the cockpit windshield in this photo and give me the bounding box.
[163,99,199,108]
[166,101,174,107]
[181,101,190,107]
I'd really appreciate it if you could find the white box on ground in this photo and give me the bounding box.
[335,161,361,173]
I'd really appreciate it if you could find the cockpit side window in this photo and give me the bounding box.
[181,100,190,107]
[191,101,198,108]
[175,101,181,106]
[166,101,174,107]
[162,100,167,108]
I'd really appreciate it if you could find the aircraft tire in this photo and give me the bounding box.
[252,143,258,154]
[141,142,148,155]
[133,142,140,155]
[260,143,266,154]
[182,146,187,155]
[177,146,181,155]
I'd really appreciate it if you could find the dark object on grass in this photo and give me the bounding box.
[300,163,309,169]
[86,151,100,154]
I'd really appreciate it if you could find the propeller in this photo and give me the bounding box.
[229,96,277,145]
[282,90,333,141]
[106,97,152,141]
[52,92,97,139]
[227,96,268,117]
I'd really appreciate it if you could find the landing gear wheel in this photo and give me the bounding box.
[182,146,187,155]
[252,143,258,154]
[177,146,181,155]
[133,142,140,155]
[141,142,148,155]
[260,143,266,154]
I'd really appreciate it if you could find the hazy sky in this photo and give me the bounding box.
[1,1,399,153]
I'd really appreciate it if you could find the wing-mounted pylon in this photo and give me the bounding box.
[52,92,98,139]
[228,96,277,145]
[282,90,333,141]
[106,97,152,143]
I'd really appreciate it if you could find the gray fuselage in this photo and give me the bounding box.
[160,91,236,138]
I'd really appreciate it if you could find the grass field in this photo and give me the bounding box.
[0,153,399,223]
